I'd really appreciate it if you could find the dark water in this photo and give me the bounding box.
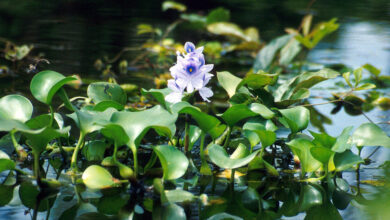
[0,0,390,219]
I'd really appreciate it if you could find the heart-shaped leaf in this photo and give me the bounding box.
[331,126,353,153]
[0,95,32,122]
[333,150,363,171]
[111,105,177,148]
[141,88,172,109]
[82,140,108,162]
[30,70,76,105]
[286,139,321,173]
[310,146,333,165]
[82,165,119,189]
[207,144,259,169]
[100,123,129,146]
[217,71,242,98]
[279,106,310,133]
[153,145,189,180]
[87,82,127,105]
[351,123,390,148]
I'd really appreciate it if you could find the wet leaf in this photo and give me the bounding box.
[207,144,259,169]
[30,70,76,105]
[0,94,33,122]
[351,123,390,148]
[153,145,189,180]
[82,165,119,189]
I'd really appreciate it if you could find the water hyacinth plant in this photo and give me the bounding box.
[1,3,390,219]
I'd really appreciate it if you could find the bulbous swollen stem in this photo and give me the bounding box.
[70,133,85,172]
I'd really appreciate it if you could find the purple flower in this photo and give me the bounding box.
[165,42,214,103]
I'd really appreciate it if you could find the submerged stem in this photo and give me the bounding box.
[70,133,85,172]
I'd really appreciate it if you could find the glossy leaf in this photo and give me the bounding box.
[82,165,119,189]
[82,141,108,162]
[331,126,353,153]
[279,106,310,133]
[286,139,321,173]
[253,35,292,72]
[351,123,390,148]
[111,105,176,148]
[172,102,225,139]
[298,184,323,211]
[279,39,301,66]
[162,1,186,12]
[207,144,259,169]
[310,146,333,164]
[0,94,33,122]
[165,189,196,203]
[333,150,363,171]
[0,185,13,206]
[188,125,202,151]
[207,22,249,41]
[154,145,189,180]
[88,82,127,105]
[141,88,171,109]
[100,123,129,146]
[30,70,76,105]
[217,71,242,98]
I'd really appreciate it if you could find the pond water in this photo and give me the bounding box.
[0,0,389,219]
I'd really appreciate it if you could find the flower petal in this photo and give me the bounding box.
[199,87,213,102]
[165,92,183,103]
[184,42,196,53]
[200,64,214,73]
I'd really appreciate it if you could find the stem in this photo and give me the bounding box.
[33,151,41,185]
[70,133,85,172]
[184,116,189,153]
[113,141,119,163]
[230,169,235,190]
[10,130,27,160]
[356,147,362,194]
[223,127,231,148]
[130,144,138,178]
[49,105,55,127]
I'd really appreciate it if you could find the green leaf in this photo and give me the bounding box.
[207,7,230,24]
[221,104,257,127]
[141,88,172,109]
[207,22,249,41]
[279,106,310,133]
[237,71,278,90]
[331,126,353,153]
[0,185,13,206]
[87,82,127,105]
[0,149,15,173]
[353,67,363,87]
[111,105,177,148]
[249,103,275,119]
[298,184,323,211]
[310,146,333,164]
[217,71,242,98]
[351,123,390,148]
[310,131,336,149]
[305,201,342,220]
[100,123,129,146]
[354,83,376,91]
[333,150,363,171]
[0,95,33,122]
[82,165,119,189]
[162,1,186,12]
[207,144,259,169]
[253,35,292,72]
[30,70,76,105]
[172,102,224,139]
[286,139,321,173]
[279,39,301,66]
[274,68,339,106]
[188,125,202,151]
[342,72,352,88]
[362,63,381,77]
[68,107,117,136]
[97,194,129,215]
[82,141,108,162]
[154,203,186,220]
[153,145,189,180]
[19,181,54,211]
[165,189,196,203]
[93,100,124,111]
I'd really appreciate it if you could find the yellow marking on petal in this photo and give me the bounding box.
[189,68,192,72]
